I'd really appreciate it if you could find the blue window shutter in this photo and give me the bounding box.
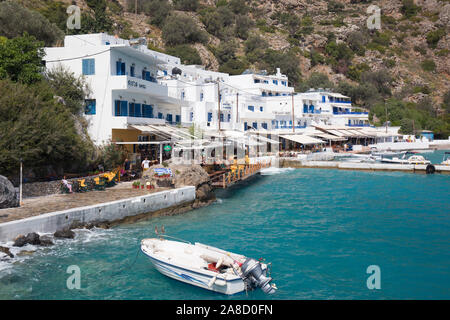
[116,61,121,75]
[253,122,258,129]
[220,113,224,122]
[176,115,181,123]
[121,101,128,116]
[227,114,231,122]
[244,122,248,131]
[89,59,95,75]
[115,100,120,116]
[208,112,212,122]
[121,62,126,76]
[82,60,88,75]
[130,66,135,77]
[135,104,141,117]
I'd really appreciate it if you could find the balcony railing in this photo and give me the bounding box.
[346,123,373,127]
[333,111,369,115]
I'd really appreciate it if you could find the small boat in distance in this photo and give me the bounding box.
[141,235,277,295]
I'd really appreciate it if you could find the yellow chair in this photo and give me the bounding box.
[77,179,88,192]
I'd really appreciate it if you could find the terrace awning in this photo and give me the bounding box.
[309,132,347,141]
[281,134,324,145]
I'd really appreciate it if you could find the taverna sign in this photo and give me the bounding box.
[128,79,147,90]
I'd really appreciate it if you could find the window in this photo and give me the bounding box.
[189,112,194,122]
[82,59,95,75]
[207,112,212,122]
[254,79,260,83]
[166,114,173,123]
[244,122,248,131]
[134,103,141,117]
[84,99,96,115]
[181,91,185,100]
[262,92,267,97]
[130,65,135,77]
[227,114,231,122]
[260,106,264,112]
[158,112,163,119]
[263,80,269,84]
[273,80,278,85]
[261,122,267,129]
[220,113,224,122]
[281,81,286,86]
[322,96,326,103]
[114,100,128,116]
[142,104,153,118]
[252,122,258,129]
[248,106,254,112]
[176,115,181,123]
[303,104,308,113]
[129,103,135,117]
[116,60,125,75]
[200,92,204,101]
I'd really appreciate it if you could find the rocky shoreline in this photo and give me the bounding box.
[0,163,216,263]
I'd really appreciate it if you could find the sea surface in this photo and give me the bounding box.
[0,154,449,299]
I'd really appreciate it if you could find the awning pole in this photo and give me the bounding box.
[160,143,163,164]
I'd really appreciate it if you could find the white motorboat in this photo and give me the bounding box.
[441,152,450,166]
[141,236,277,295]
[380,153,431,165]
[260,167,294,175]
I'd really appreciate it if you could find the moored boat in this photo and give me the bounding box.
[141,236,277,295]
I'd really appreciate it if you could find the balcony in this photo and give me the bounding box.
[333,111,369,115]
[110,75,168,98]
[346,123,373,127]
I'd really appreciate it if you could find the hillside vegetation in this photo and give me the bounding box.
[1,0,449,140]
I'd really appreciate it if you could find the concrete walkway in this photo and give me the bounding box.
[0,181,168,224]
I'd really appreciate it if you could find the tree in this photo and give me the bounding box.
[78,0,114,34]
[346,31,368,56]
[45,65,91,115]
[401,0,421,19]
[200,6,234,39]
[0,79,95,176]
[235,15,253,40]
[166,45,202,65]
[162,13,208,46]
[0,1,64,46]
[261,49,301,86]
[361,69,393,96]
[0,34,45,85]
[173,0,199,11]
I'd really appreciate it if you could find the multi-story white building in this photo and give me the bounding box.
[44,33,371,154]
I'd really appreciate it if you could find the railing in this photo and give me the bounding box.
[211,161,272,189]
[333,111,369,115]
[329,100,352,104]
[346,123,373,127]
[274,125,307,129]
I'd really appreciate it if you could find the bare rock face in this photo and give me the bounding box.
[0,175,18,209]
[143,164,215,203]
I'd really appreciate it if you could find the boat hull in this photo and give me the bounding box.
[141,248,245,295]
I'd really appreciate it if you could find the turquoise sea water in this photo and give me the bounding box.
[0,163,449,300]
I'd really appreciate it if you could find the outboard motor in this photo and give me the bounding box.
[241,258,276,294]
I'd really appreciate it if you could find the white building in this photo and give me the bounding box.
[44,33,372,155]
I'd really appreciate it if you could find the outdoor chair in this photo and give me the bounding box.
[77,179,88,192]
[93,176,106,190]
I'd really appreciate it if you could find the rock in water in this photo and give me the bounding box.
[0,175,19,209]
[0,246,14,258]
[13,232,41,247]
[54,229,75,239]
[39,235,54,246]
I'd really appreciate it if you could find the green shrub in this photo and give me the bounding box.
[327,1,345,12]
[162,13,208,46]
[0,34,45,85]
[426,28,446,49]
[235,15,254,40]
[421,59,436,72]
[0,1,64,46]
[173,0,199,11]
[383,58,396,69]
[436,49,449,57]
[413,45,427,55]
[347,63,370,81]
[346,31,368,56]
[401,0,421,19]
[166,45,202,65]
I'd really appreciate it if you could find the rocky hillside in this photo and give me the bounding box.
[11,0,450,136]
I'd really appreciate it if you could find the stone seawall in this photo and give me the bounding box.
[0,186,195,243]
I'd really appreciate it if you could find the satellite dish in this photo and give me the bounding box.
[172,67,182,75]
